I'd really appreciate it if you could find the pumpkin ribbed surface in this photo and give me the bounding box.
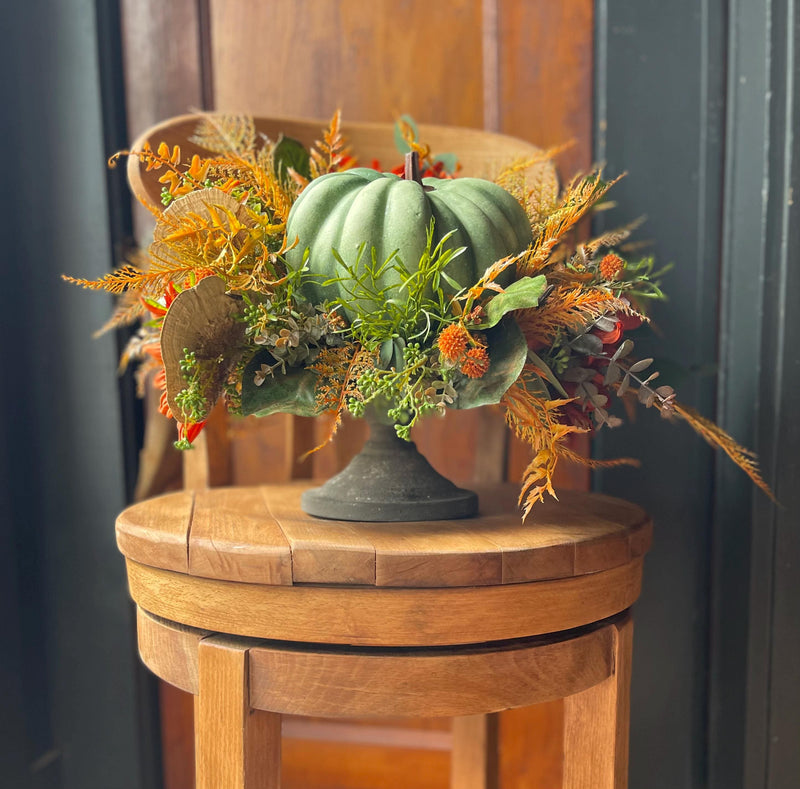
[284,168,532,316]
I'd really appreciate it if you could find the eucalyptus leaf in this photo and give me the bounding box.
[454,317,528,409]
[434,153,458,174]
[639,388,656,406]
[379,339,394,369]
[611,339,635,361]
[593,315,618,332]
[241,353,321,417]
[629,357,654,373]
[562,366,594,383]
[570,332,604,355]
[483,275,547,328]
[273,135,311,181]
[604,363,622,386]
[379,337,405,370]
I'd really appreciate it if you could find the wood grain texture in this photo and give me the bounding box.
[265,484,377,585]
[182,403,233,489]
[209,0,485,127]
[138,608,208,694]
[118,483,651,587]
[126,557,643,646]
[196,636,281,789]
[248,628,613,718]
[116,490,193,573]
[282,717,451,748]
[140,609,615,719]
[189,487,293,584]
[120,0,206,244]
[563,613,633,789]
[496,0,594,178]
[451,714,499,789]
[228,414,311,485]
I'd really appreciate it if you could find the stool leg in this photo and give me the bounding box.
[196,635,281,789]
[451,713,499,789]
[563,612,633,789]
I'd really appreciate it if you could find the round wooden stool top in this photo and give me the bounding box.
[117,483,651,647]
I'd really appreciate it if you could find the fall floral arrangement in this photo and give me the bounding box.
[66,113,770,517]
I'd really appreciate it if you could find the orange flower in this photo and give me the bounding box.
[437,323,470,363]
[593,320,623,345]
[599,253,625,281]
[460,346,490,378]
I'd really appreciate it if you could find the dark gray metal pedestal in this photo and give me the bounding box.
[301,420,478,522]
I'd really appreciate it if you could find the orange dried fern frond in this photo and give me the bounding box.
[671,402,775,501]
[583,217,646,256]
[501,381,585,518]
[62,264,148,295]
[302,345,376,459]
[558,446,641,470]
[309,110,353,178]
[494,144,566,221]
[515,285,634,347]
[519,172,623,276]
[93,291,145,337]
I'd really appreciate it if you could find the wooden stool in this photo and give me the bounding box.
[116,483,651,789]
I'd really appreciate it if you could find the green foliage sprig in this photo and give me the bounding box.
[324,222,465,350]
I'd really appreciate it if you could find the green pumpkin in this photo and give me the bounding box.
[284,164,532,319]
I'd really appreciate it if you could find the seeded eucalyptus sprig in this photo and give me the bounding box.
[347,341,457,439]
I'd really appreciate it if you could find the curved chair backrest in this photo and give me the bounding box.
[127,113,556,208]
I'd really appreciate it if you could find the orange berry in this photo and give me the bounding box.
[437,323,469,362]
[599,253,625,281]
[460,346,490,378]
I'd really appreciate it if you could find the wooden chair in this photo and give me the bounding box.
[117,482,650,789]
[122,116,646,788]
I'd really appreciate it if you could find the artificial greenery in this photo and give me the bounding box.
[65,111,773,517]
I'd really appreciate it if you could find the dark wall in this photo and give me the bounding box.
[596,2,800,788]
[0,2,156,788]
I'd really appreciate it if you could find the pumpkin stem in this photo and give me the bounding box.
[404,151,423,185]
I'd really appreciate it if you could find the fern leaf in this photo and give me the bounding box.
[584,217,646,255]
[93,293,145,337]
[515,285,635,347]
[672,402,776,501]
[301,345,375,459]
[519,172,623,276]
[62,265,146,294]
[190,114,257,159]
[309,110,353,177]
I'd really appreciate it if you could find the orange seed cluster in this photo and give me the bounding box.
[437,323,470,362]
[460,346,490,379]
[599,253,625,281]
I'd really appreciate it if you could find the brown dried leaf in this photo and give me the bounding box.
[161,276,247,421]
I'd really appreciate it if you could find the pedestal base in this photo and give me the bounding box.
[301,421,478,522]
